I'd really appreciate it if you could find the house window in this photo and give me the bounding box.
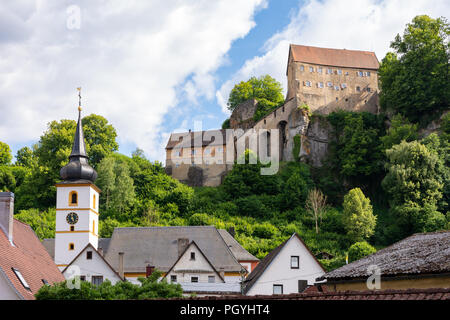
[175,163,180,168]
[80,275,86,281]
[367,87,371,92]
[171,275,177,283]
[190,252,196,260]
[217,160,223,164]
[336,97,339,101]
[208,276,215,283]
[356,86,361,92]
[91,276,103,286]
[191,149,196,155]
[191,276,199,283]
[70,226,75,232]
[291,256,299,269]
[304,80,311,87]
[217,147,223,153]
[12,268,30,290]
[309,66,314,72]
[273,284,283,295]
[69,243,75,251]
[86,251,93,260]
[69,191,78,206]
[204,148,211,155]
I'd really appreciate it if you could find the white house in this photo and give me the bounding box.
[62,243,123,285]
[243,233,325,296]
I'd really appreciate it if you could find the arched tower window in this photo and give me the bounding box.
[69,191,78,206]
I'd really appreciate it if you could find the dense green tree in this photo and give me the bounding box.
[342,188,377,242]
[382,140,446,235]
[15,208,56,240]
[381,114,419,151]
[0,141,12,165]
[227,75,284,120]
[348,241,377,263]
[35,270,182,300]
[15,146,37,168]
[379,15,450,124]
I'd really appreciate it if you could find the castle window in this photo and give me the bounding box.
[341,83,347,89]
[356,86,361,92]
[327,68,332,74]
[334,86,340,91]
[367,71,371,77]
[300,65,304,71]
[264,119,266,124]
[317,67,323,74]
[305,80,311,87]
[358,71,364,77]
[309,66,314,72]
[204,148,211,155]
[217,159,223,164]
[69,191,78,206]
[318,82,324,88]
[217,147,223,153]
[191,149,196,155]
[327,82,333,87]
[345,71,349,76]
[337,69,342,75]
[367,87,371,92]
[69,243,75,251]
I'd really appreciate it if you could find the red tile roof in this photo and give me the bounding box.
[290,44,380,70]
[0,219,64,300]
[162,288,450,301]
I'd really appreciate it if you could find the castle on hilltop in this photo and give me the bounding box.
[165,44,380,187]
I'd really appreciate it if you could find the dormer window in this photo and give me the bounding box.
[12,268,30,290]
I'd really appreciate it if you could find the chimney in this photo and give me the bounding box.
[146,264,155,278]
[0,192,14,244]
[228,226,235,238]
[177,238,189,257]
[118,252,124,279]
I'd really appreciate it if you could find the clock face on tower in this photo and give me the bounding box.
[66,212,79,225]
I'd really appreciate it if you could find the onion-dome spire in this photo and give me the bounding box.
[60,88,98,182]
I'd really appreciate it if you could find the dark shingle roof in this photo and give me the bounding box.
[103,226,244,273]
[324,231,450,281]
[290,44,380,70]
[218,229,259,262]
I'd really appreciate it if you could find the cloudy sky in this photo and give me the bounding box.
[0,0,448,163]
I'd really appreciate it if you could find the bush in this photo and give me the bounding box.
[348,241,376,263]
[253,222,279,239]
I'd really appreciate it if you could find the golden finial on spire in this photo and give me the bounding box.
[77,87,82,111]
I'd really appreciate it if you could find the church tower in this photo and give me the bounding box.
[54,92,100,271]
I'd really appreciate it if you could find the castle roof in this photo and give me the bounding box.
[165,129,227,150]
[289,44,379,70]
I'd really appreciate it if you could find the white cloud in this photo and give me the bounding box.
[217,0,450,113]
[0,0,266,161]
